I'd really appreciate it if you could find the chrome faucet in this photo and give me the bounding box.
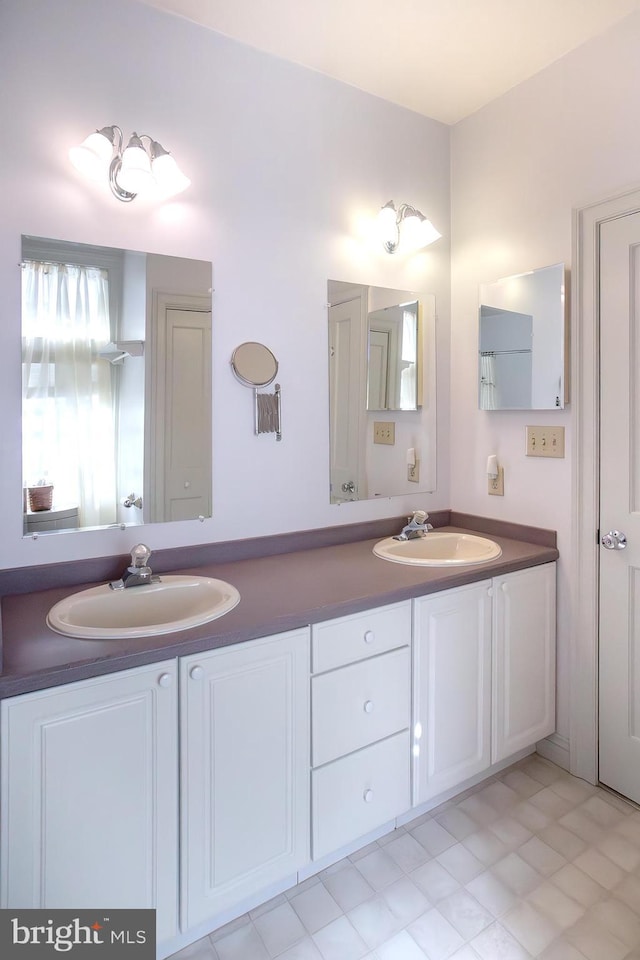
[393,510,433,541]
[109,544,159,590]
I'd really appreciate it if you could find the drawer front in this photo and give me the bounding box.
[312,731,410,860]
[312,647,410,766]
[312,601,411,673]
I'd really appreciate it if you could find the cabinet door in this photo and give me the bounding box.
[413,582,492,804]
[492,563,556,761]
[181,629,309,931]
[0,661,178,943]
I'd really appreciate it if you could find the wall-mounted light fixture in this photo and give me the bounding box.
[69,125,191,202]
[378,201,441,254]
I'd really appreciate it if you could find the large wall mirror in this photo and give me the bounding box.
[328,280,436,503]
[21,235,212,535]
[478,262,567,410]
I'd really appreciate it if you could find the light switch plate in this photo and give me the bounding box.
[526,425,565,458]
[373,422,395,445]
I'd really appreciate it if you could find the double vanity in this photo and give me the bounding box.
[0,512,557,957]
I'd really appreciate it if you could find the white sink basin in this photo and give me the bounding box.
[373,532,502,566]
[47,575,241,640]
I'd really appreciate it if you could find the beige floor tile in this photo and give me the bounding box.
[501,900,560,955]
[550,862,608,907]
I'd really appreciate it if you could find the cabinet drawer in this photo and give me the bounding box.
[312,647,410,766]
[311,601,411,673]
[312,731,410,860]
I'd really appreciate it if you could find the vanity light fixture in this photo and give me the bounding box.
[69,125,191,202]
[378,201,441,254]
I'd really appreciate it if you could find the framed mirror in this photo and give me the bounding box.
[478,262,567,410]
[328,280,436,504]
[21,236,212,535]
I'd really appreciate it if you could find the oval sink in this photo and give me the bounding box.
[47,575,240,640]
[373,532,502,566]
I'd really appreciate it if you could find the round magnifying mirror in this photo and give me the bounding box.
[231,341,279,388]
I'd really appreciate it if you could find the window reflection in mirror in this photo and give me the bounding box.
[478,263,566,411]
[328,281,436,504]
[21,236,212,535]
[367,300,419,411]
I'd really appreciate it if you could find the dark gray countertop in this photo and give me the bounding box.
[0,523,558,699]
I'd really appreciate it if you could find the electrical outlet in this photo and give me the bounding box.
[526,425,565,458]
[373,421,395,445]
[408,460,420,483]
[488,466,504,496]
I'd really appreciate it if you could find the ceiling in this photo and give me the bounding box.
[139,0,640,124]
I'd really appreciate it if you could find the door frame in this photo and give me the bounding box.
[573,184,640,783]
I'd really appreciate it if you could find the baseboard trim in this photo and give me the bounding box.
[536,733,570,772]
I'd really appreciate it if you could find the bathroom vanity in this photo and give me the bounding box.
[0,514,557,958]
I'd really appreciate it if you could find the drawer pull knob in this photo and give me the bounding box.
[363,789,374,803]
[363,700,374,713]
[158,673,172,688]
[364,630,374,644]
[190,665,204,680]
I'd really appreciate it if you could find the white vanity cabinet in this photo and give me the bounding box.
[180,628,310,931]
[0,660,179,943]
[492,564,556,761]
[310,602,412,861]
[413,563,556,805]
[413,580,493,803]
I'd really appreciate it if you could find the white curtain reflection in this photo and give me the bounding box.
[400,307,417,410]
[480,352,497,410]
[22,260,117,527]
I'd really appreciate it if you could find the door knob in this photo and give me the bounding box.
[601,530,627,550]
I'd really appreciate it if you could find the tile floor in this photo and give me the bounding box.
[170,755,640,960]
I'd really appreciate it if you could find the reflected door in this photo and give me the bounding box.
[329,296,366,502]
[599,211,640,803]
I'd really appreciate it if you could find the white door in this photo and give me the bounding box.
[0,662,178,943]
[599,210,640,803]
[180,629,310,930]
[329,296,366,501]
[147,295,212,522]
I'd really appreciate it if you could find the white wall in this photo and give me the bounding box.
[0,0,450,570]
[450,10,640,745]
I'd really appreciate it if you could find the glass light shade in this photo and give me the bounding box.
[416,218,442,248]
[117,142,154,195]
[151,152,191,196]
[378,203,398,251]
[399,212,423,252]
[401,213,442,252]
[69,131,113,180]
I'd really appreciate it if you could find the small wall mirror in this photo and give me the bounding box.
[231,341,278,387]
[478,262,567,410]
[367,300,419,411]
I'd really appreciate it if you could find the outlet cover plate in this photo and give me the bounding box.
[488,466,504,496]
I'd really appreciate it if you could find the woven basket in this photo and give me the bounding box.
[28,484,54,511]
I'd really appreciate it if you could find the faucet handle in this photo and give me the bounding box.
[411,510,428,524]
[130,543,152,567]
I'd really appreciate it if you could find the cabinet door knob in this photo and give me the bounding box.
[190,665,204,680]
[363,789,374,803]
[158,673,172,688]
[363,630,374,644]
[363,700,374,713]
[501,582,508,593]
[487,587,493,598]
